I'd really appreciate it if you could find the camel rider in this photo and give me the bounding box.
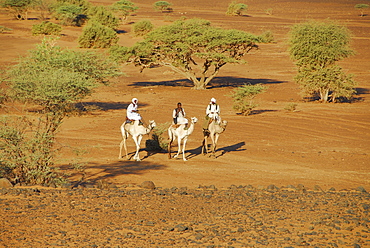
[126,98,142,124]
[203,97,220,130]
[173,102,188,125]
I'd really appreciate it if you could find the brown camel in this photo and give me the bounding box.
[201,119,227,157]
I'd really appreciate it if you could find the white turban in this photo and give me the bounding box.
[210,98,216,103]
[132,98,138,103]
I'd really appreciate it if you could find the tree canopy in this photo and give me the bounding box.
[110,18,262,89]
[289,20,356,102]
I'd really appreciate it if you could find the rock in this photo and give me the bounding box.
[356,186,367,193]
[140,181,156,190]
[0,178,13,188]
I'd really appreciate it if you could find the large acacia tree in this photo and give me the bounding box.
[110,18,262,89]
[289,20,357,102]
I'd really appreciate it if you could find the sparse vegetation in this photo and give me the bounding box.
[229,83,267,116]
[289,20,357,102]
[132,19,153,36]
[1,0,33,20]
[284,103,298,112]
[0,25,12,33]
[1,38,120,186]
[32,21,61,35]
[265,8,273,15]
[153,1,172,13]
[226,1,247,16]
[355,3,369,16]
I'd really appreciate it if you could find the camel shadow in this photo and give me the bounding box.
[215,141,246,158]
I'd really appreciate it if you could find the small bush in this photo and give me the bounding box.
[355,4,369,16]
[229,83,267,116]
[0,26,12,33]
[226,1,247,16]
[146,122,170,151]
[54,4,86,26]
[88,5,119,29]
[78,21,118,48]
[259,30,274,43]
[284,103,298,112]
[133,20,153,36]
[32,21,62,36]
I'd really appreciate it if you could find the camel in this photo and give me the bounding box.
[168,117,198,161]
[119,120,156,161]
[201,119,227,157]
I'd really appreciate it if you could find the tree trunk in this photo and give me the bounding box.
[319,88,330,102]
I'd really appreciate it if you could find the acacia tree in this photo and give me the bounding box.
[226,1,247,16]
[289,21,357,102]
[111,0,138,22]
[1,38,120,185]
[1,0,33,20]
[110,18,261,89]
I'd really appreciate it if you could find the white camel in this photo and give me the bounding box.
[201,119,227,157]
[168,117,198,161]
[119,120,156,161]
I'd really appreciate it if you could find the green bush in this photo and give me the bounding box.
[229,83,267,116]
[146,122,170,151]
[226,1,247,16]
[87,5,119,29]
[32,21,62,35]
[79,21,118,48]
[133,20,153,36]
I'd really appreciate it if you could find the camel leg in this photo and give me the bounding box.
[174,137,182,159]
[202,135,208,155]
[182,137,188,161]
[210,133,216,157]
[132,135,142,161]
[212,133,220,157]
[119,140,124,159]
[168,129,173,159]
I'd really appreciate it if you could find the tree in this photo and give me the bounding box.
[54,3,86,26]
[226,1,247,16]
[1,0,33,20]
[87,5,119,30]
[229,83,267,115]
[78,21,119,48]
[110,18,262,89]
[355,4,369,17]
[32,0,56,20]
[153,1,172,13]
[289,21,357,102]
[2,38,120,185]
[111,0,138,22]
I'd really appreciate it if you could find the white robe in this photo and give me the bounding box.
[127,103,141,120]
[206,103,220,119]
[173,108,188,124]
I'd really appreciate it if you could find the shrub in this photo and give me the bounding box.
[146,122,170,151]
[229,83,267,115]
[32,21,62,35]
[133,20,153,36]
[226,1,247,16]
[0,25,12,33]
[153,1,172,13]
[78,21,119,48]
[87,5,119,30]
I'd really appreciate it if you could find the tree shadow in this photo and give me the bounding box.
[129,76,286,88]
[116,30,127,34]
[75,102,149,111]
[236,109,278,116]
[62,160,166,186]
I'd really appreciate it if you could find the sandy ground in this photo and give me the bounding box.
[0,0,370,247]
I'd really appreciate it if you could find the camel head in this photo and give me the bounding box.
[191,117,198,123]
[148,120,156,129]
